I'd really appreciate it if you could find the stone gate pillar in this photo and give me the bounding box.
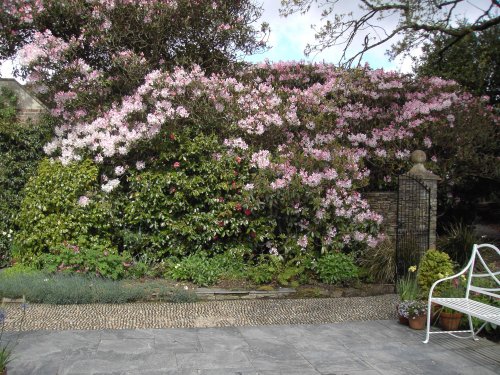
[396,150,441,277]
[407,150,440,250]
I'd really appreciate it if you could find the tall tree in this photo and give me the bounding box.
[415,25,500,104]
[280,0,500,67]
[0,0,269,111]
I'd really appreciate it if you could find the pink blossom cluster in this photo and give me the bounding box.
[17,29,71,67]
[2,0,45,24]
[10,0,252,130]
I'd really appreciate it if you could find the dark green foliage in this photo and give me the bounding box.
[124,130,272,260]
[276,265,303,287]
[437,222,479,267]
[164,251,248,287]
[0,87,16,121]
[165,252,224,287]
[37,240,133,280]
[247,255,302,286]
[315,253,359,285]
[0,88,53,267]
[426,102,500,228]
[247,259,276,285]
[415,25,500,228]
[416,25,500,104]
[163,251,313,287]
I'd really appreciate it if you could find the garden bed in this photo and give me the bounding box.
[0,268,395,305]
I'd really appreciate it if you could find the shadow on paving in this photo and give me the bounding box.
[4,320,500,375]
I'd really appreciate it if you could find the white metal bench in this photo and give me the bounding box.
[423,243,500,343]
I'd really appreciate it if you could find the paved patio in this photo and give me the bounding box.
[4,319,500,374]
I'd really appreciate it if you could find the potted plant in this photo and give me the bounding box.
[397,300,412,325]
[437,277,466,331]
[407,300,428,330]
[396,266,419,325]
[417,249,454,299]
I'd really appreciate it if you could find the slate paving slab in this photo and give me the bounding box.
[4,319,499,375]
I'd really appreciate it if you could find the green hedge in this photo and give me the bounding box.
[0,88,53,267]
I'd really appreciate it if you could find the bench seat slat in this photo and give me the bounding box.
[432,298,500,325]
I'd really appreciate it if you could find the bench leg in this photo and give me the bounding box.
[467,314,479,341]
[423,300,432,344]
[473,321,488,338]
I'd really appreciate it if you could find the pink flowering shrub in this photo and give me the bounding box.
[0,0,498,268]
[44,62,500,253]
[3,3,497,265]
[13,60,498,264]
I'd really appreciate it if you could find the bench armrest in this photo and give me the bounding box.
[427,264,471,301]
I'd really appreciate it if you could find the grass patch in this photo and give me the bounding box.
[0,271,198,305]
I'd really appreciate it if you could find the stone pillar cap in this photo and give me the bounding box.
[408,150,441,180]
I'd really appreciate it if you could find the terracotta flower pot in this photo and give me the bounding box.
[396,304,409,325]
[398,314,409,325]
[408,314,427,330]
[439,311,463,331]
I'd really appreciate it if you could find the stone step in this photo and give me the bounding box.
[195,287,296,300]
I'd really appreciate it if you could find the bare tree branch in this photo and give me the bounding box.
[280,0,500,67]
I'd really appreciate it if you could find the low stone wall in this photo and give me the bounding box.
[363,191,397,241]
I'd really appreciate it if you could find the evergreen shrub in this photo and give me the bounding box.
[315,253,359,285]
[15,158,112,261]
[417,249,454,298]
[0,88,53,267]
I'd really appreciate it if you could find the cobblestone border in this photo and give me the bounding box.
[2,294,399,331]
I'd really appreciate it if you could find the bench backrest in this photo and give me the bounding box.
[466,243,500,300]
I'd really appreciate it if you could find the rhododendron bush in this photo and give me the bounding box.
[2,1,498,268]
[14,60,498,263]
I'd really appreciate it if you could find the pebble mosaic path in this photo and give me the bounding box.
[2,294,399,331]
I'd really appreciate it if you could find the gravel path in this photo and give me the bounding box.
[2,294,398,331]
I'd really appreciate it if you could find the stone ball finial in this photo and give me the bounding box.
[407,149,440,179]
[411,150,426,164]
